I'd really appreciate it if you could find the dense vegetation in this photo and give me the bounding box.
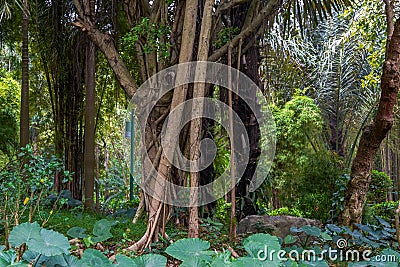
[0,0,400,266]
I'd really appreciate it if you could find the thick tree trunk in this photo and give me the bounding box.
[20,0,29,148]
[339,18,400,226]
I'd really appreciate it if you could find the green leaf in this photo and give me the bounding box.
[115,255,135,266]
[320,232,332,241]
[79,249,113,267]
[165,238,211,262]
[0,250,17,266]
[8,222,41,247]
[210,251,232,266]
[42,254,80,267]
[299,260,329,267]
[91,234,113,243]
[132,254,168,267]
[375,216,391,228]
[67,227,88,238]
[243,233,281,260]
[180,257,209,267]
[300,226,321,237]
[92,219,116,242]
[28,229,70,256]
[231,257,269,267]
[284,235,298,245]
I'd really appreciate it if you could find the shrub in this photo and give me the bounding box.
[266,207,304,217]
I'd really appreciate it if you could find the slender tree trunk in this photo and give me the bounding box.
[188,0,213,238]
[20,0,29,148]
[84,40,96,209]
[339,11,400,226]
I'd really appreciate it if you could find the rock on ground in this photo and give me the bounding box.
[237,215,322,238]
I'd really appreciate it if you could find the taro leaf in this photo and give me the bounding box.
[91,233,113,243]
[8,222,41,247]
[67,199,83,207]
[132,254,168,267]
[281,259,299,267]
[0,250,17,265]
[320,232,332,241]
[299,260,329,267]
[243,233,281,266]
[384,227,396,234]
[178,257,208,267]
[375,216,391,228]
[22,251,46,265]
[28,229,70,256]
[284,235,298,245]
[359,236,381,249]
[0,246,4,251]
[67,227,88,238]
[355,224,375,235]
[42,254,80,267]
[210,251,232,267]
[165,238,211,262]
[59,190,72,199]
[115,255,135,266]
[0,262,30,266]
[231,257,269,267]
[290,227,303,233]
[325,224,343,234]
[22,250,39,262]
[368,248,400,267]
[300,226,321,237]
[92,219,117,242]
[347,263,370,267]
[79,249,113,267]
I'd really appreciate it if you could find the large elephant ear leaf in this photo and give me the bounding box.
[28,229,70,256]
[114,255,135,266]
[91,219,117,242]
[42,254,80,267]
[92,219,117,237]
[243,233,281,258]
[165,238,211,262]
[80,249,113,267]
[67,227,88,238]
[132,254,168,267]
[8,222,41,247]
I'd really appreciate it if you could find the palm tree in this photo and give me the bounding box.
[263,13,378,164]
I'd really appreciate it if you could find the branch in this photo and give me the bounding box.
[208,0,281,62]
[384,0,394,47]
[216,0,250,13]
[72,18,137,97]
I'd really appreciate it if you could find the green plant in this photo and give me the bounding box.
[0,145,71,246]
[367,170,393,203]
[267,207,304,217]
[121,17,172,59]
[294,151,344,222]
[365,201,398,224]
[67,219,118,247]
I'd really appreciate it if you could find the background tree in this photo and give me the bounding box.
[20,0,29,148]
[339,0,400,226]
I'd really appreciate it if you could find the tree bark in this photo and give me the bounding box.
[339,17,400,226]
[188,0,213,238]
[84,40,96,209]
[20,0,29,148]
[83,0,96,209]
